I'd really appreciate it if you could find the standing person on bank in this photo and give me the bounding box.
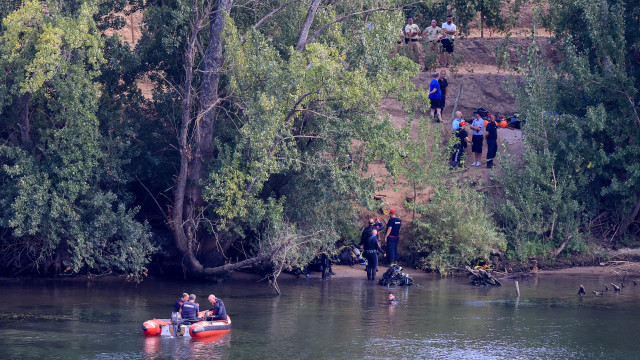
[361,229,386,281]
[440,15,457,67]
[470,111,485,166]
[438,69,449,113]
[450,121,471,169]
[452,110,463,131]
[485,114,498,168]
[404,16,424,68]
[429,72,442,122]
[384,210,402,265]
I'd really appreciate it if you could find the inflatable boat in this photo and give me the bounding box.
[142,314,231,338]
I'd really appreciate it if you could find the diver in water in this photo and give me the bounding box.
[388,292,399,305]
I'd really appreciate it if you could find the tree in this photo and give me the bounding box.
[134,0,421,278]
[496,1,640,259]
[0,0,154,279]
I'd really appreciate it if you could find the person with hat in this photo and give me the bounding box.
[470,111,485,166]
[361,229,386,280]
[485,114,498,168]
[450,120,471,169]
[384,210,402,265]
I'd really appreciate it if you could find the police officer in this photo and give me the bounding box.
[173,292,189,313]
[361,229,386,281]
[205,294,227,321]
[384,210,402,265]
[180,294,200,324]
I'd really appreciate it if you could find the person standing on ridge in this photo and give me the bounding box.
[384,210,402,265]
[403,16,423,68]
[470,111,485,166]
[361,229,386,281]
[485,114,498,168]
[440,15,457,67]
[429,72,442,123]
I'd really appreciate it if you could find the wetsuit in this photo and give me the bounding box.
[207,299,227,321]
[363,234,385,280]
[180,300,200,324]
[386,216,402,264]
[360,224,376,246]
[173,298,184,313]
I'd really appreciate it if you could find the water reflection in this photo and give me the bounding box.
[2,273,640,359]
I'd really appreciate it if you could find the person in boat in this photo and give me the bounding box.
[180,294,200,324]
[204,294,227,321]
[173,293,189,313]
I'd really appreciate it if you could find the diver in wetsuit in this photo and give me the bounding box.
[205,294,227,321]
[361,229,386,281]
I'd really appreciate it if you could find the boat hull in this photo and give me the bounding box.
[142,315,231,338]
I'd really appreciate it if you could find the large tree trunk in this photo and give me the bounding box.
[172,0,233,277]
[616,194,640,241]
[19,92,31,148]
[295,0,322,51]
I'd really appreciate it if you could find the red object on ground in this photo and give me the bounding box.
[499,120,508,128]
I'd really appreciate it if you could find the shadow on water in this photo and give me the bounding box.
[1,272,640,359]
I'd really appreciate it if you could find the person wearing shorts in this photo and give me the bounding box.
[440,15,457,67]
[429,72,442,122]
[470,111,485,166]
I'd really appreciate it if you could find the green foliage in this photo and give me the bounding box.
[496,1,640,259]
[0,0,154,278]
[401,118,505,273]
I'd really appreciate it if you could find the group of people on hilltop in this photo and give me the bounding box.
[359,210,402,281]
[173,293,227,324]
[392,14,457,71]
[451,111,499,169]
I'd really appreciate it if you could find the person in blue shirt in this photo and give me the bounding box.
[173,293,189,313]
[180,294,200,324]
[429,73,442,123]
[469,111,485,166]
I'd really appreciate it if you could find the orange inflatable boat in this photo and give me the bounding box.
[142,315,231,338]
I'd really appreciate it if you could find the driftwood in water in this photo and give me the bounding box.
[462,266,502,286]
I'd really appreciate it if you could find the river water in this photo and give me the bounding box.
[2,270,640,360]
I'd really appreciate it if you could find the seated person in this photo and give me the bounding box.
[204,294,227,321]
[173,292,189,313]
[179,294,200,324]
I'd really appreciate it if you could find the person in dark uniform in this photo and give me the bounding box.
[450,121,471,169]
[173,293,189,313]
[180,294,200,324]
[205,294,227,321]
[384,210,402,265]
[360,219,376,247]
[485,114,498,168]
[361,229,386,280]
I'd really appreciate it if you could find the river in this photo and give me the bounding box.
[1,270,640,359]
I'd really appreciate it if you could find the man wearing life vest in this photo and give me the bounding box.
[173,292,189,313]
[180,294,200,324]
[205,294,227,321]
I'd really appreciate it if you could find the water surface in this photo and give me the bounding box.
[1,270,639,359]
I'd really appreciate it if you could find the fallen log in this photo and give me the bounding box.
[463,266,502,286]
